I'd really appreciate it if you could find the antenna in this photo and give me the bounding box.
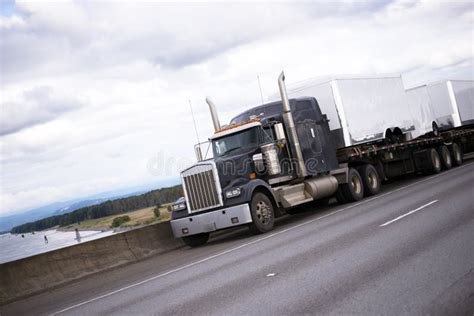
[188,100,200,144]
[257,75,264,104]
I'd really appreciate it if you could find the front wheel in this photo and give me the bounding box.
[182,233,209,248]
[248,192,275,234]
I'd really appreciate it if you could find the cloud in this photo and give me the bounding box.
[0,0,473,216]
[0,86,85,136]
[0,1,400,83]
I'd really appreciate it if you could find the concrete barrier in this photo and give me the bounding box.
[0,221,184,305]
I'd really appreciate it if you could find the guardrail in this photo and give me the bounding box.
[0,221,184,305]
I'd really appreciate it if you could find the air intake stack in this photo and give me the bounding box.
[206,97,221,132]
[278,71,308,178]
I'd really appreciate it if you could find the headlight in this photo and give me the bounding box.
[225,188,241,199]
[172,202,186,211]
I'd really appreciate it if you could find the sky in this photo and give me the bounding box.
[0,0,473,216]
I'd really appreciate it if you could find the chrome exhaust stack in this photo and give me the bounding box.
[278,71,308,178]
[206,97,221,132]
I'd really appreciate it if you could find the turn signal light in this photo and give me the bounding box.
[249,172,256,179]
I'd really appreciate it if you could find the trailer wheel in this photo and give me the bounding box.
[358,164,381,196]
[437,145,452,170]
[248,192,275,234]
[182,233,209,248]
[340,168,364,202]
[425,148,442,174]
[451,143,463,167]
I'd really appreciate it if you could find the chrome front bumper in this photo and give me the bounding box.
[170,203,252,238]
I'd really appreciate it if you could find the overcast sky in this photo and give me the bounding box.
[0,0,473,216]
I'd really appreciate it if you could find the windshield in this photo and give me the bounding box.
[212,127,259,157]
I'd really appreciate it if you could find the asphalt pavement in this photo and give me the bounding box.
[2,160,473,316]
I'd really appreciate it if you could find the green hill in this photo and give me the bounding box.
[11,185,182,234]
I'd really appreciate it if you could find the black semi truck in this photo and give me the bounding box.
[170,72,474,247]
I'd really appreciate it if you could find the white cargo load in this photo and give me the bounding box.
[406,80,474,131]
[284,75,418,148]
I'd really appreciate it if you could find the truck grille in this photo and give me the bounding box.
[182,163,222,213]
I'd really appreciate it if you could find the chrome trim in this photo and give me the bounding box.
[170,203,252,238]
[181,161,223,214]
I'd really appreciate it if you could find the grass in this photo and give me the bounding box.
[63,204,171,230]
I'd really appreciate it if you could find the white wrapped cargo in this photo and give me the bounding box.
[404,85,435,135]
[406,80,474,131]
[284,75,418,148]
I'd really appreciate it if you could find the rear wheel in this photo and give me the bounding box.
[451,143,463,167]
[182,233,209,248]
[424,148,442,175]
[437,145,452,170]
[340,168,364,202]
[358,164,381,196]
[335,188,348,204]
[248,192,275,234]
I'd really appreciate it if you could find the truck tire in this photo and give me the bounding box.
[335,188,348,204]
[182,233,209,248]
[451,143,463,167]
[424,148,442,175]
[248,192,275,234]
[340,168,364,202]
[358,164,381,196]
[437,145,452,170]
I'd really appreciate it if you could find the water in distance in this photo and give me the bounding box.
[0,229,115,264]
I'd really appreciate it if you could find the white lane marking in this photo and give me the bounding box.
[50,162,472,315]
[380,200,439,227]
[266,273,277,277]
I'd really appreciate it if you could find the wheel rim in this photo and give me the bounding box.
[352,175,362,195]
[255,200,272,224]
[368,171,378,189]
[434,154,440,169]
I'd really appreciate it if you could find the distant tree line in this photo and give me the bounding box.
[11,185,182,234]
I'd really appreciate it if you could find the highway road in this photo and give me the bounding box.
[2,160,474,315]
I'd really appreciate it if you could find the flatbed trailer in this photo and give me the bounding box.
[336,127,474,183]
